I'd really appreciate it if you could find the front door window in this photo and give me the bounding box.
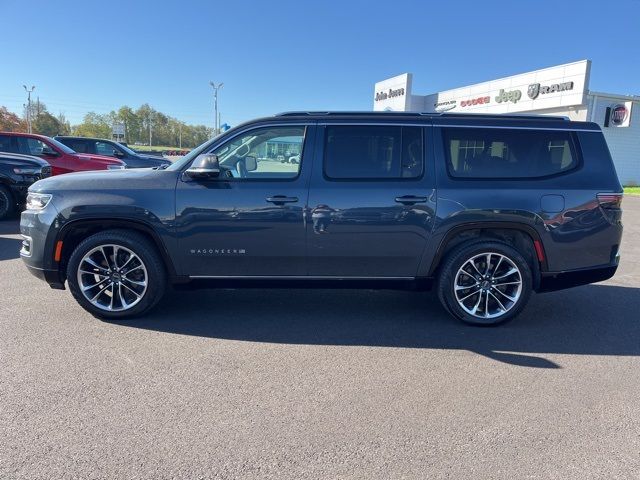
[213,126,305,179]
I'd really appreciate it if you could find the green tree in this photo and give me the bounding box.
[74,112,111,138]
[33,112,62,136]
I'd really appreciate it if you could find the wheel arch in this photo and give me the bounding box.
[55,218,177,281]
[427,222,546,289]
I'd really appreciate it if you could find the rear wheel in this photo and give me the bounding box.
[437,241,533,326]
[0,185,15,220]
[67,230,166,319]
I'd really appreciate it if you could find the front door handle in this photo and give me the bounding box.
[395,195,428,205]
[266,195,299,205]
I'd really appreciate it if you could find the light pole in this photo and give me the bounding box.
[23,85,35,133]
[209,81,223,134]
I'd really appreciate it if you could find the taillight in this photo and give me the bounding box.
[597,193,623,224]
[597,193,623,209]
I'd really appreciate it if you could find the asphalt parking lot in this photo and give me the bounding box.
[1,198,639,479]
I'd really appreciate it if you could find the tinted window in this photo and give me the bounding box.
[324,126,423,179]
[443,128,577,178]
[213,126,305,179]
[64,139,89,153]
[95,141,118,156]
[0,135,15,153]
[24,138,48,156]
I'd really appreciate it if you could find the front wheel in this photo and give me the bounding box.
[0,185,15,220]
[67,230,166,319]
[437,241,533,326]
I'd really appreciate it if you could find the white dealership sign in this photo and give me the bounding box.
[374,60,592,115]
[373,73,413,111]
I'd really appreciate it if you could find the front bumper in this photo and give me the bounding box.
[23,263,66,289]
[20,205,65,289]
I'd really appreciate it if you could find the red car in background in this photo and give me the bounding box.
[0,132,125,176]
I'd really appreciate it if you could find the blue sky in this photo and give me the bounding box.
[1,0,639,127]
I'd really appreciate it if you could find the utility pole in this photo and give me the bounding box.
[148,117,152,147]
[23,85,35,133]
[179,123,182,148]
[209,81,223,134]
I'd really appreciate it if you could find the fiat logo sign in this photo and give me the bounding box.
[611,104,629,126]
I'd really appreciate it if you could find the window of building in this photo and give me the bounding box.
[324,126,423,179]
[443,128,577,178]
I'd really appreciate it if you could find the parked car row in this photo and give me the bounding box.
[0,131,172,219]
[54,136,171,169]
[0,152,51,219]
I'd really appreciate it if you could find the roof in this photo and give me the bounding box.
[274,111,570,122]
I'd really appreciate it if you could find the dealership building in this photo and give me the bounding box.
[373,60,639,185]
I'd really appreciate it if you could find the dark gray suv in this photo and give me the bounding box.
[20,112,623,325]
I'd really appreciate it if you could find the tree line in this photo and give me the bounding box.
[0,103,214,148]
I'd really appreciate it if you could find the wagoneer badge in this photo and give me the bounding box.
[190,249,247,255]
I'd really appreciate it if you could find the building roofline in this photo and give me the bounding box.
[588,90,640,101]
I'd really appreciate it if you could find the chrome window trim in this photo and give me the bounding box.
[202,122,315,155]
[433,124,601,133]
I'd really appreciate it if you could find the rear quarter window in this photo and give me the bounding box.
[443,127,578,179]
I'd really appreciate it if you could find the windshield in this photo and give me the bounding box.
[47,137,76,154]
[116,142,138,155]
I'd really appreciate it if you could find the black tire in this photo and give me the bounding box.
[437,240,533,326]
[67,229,166,320]
[0,185,15,220]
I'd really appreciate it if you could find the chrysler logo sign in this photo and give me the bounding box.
[527,81,574,100]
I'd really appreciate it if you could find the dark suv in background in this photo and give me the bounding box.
[55,136,171,169]
[0,152,51,219]
[20,112,623,325]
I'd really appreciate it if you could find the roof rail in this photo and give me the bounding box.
[274,111,569,121]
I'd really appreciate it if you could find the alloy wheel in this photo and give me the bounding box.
[76,244,148,312]
[453,252,523,320]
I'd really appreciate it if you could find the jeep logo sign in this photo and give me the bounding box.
[495,89,522,104]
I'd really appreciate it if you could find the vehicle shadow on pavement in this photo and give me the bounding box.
[120,283,640,368]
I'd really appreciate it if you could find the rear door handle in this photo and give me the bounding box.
[395,195,428,205]
[266,195,299,205]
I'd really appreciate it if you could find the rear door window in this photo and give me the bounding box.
[324,125,423,179]
[64,139,90,153]
[443,127,578,178]
[0,135,17,153]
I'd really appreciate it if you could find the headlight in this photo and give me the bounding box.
[13,167,41,175]
[107,165,126,170]
[25,193,53,210]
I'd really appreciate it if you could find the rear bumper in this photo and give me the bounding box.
[537,264,618,293]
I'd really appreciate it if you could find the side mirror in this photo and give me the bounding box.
[41,147,59,157]
[113,150,125,158]
[184,153,220,179]
[244,155,257,172]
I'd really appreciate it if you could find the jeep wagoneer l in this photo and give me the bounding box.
[20,112,623,325]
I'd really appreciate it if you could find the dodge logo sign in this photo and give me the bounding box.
[610,104,629,126]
